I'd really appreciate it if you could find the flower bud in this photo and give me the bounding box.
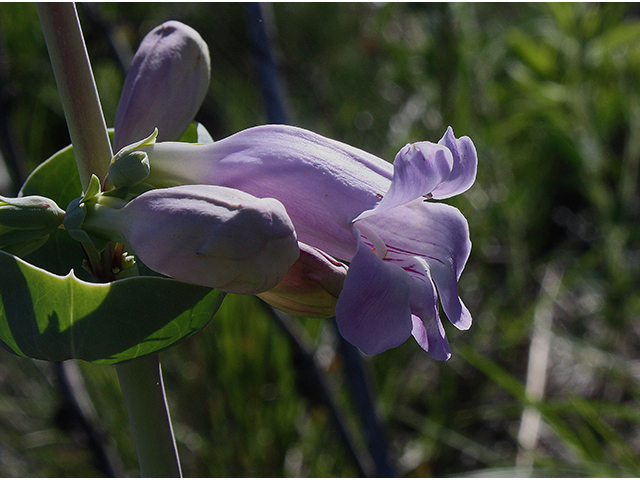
[109,130,156,189]
[113,21,211,150]
[0,195,65,256]
[257,243,347,318]
[119,185,299,294]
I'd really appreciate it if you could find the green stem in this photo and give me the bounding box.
[36,2,112,190]
[116,355,183,477]
[38,4,182,477]
[82,202,129,245]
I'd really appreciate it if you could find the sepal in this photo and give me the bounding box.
[63,175,123,252]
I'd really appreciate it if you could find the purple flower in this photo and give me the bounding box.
[113,21,211,151]
[122,124,477,359]
[78,184,300,295]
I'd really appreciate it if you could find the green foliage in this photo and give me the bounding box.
[0,249,223,364]
[0,141,226,364]
[18,141,87,277]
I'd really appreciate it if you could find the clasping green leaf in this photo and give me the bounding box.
[0,249,225,364]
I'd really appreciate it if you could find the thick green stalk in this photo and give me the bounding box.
[38,4,182,477]
[116,355,183,477]
[36,3,112,190]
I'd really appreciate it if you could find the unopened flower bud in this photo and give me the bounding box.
[109,130,157,189]
[0,195,65,256]
[86,185,299,295]
[257,243,347,318]
[113,20,211,150]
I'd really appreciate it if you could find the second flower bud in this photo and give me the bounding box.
[72,185,300,295]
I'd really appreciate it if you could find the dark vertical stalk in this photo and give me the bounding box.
[264,305,369,477]
[337,331,395,477]
[55,361,125,477]
[245,4,394,475]
[244,2,289,124]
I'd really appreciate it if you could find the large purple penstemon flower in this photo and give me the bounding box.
[106,21,346,316]
[119,124,477,359]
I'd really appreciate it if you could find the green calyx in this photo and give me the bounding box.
[108,128,158,189]
[64,174,129,252]
[0,194,65,256]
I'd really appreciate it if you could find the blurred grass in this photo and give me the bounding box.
[1,2,640,477]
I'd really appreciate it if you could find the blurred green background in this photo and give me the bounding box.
[1,2,640,477]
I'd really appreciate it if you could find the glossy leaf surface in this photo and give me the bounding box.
[0,249,224,363]
[0,125,226,364]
